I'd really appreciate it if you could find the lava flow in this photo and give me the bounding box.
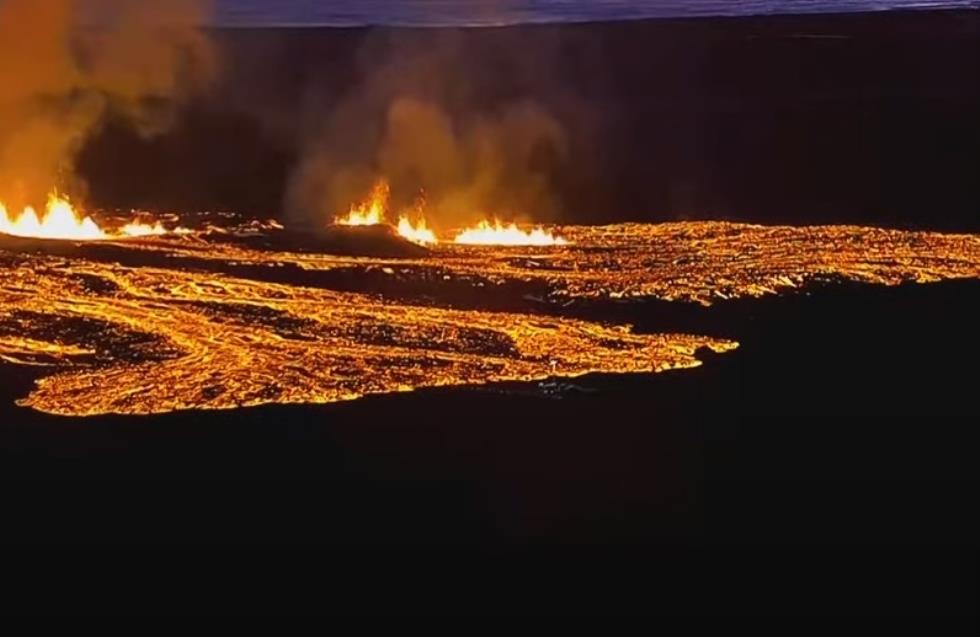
[1,210,979,417]
[0,194,185,241]
[0,251,736,416]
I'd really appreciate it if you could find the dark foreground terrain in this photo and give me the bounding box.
[2,279,977,615]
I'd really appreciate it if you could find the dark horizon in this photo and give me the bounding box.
[208,1,980,27]
[65,0,980,27]
[78,8,980,232]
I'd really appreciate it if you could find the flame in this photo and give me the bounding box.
[0,194,185,241]
[336,181,567,246]
[336,181,436,244]
[396,215,437,244]
[1,195,107,240]
[118,221,168,237]
[453,220,568,246]
[335,181,389,227]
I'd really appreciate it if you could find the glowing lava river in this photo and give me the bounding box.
[1,207,978,417]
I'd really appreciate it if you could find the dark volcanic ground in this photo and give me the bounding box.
[2,279,977,614]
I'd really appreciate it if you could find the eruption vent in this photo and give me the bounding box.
[0,193,184,240]
[335,181,388,227]
[453,220,567,246]
[335,180,567,246]
[0,195,103,240]
[396,215,437,244]
[334,180,436,244]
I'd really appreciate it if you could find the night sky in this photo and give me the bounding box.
[209,0,980,26]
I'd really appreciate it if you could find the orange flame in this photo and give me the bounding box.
[0,194,185,241]
[336,181,566,246]
[452,220,567,246]
[335,181,388,227]
[396,215,437,244]
[336,181,436,244]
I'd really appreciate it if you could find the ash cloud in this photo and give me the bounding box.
[0,0,216,210]
[284,28,571,230]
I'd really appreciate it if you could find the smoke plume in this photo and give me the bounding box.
[0,0,215,210]
[284,29,569,230]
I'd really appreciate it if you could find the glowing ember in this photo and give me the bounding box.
[0,194,185,241]
[453,220,568,246]
[396,216,437,244]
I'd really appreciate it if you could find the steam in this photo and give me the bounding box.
[285,31,568,230]
[0,0,215,210]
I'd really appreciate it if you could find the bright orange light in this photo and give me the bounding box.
[337,181,437,244]
[337,181,568,246]
[396,215,437,244]
[335,181,389,227]
[0,194,187,241]
[118,221,192,237]
[453,220,567,246]
[0,194,106,240]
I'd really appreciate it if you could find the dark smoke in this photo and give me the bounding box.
[283,28,571,230]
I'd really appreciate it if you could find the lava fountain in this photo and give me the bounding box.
[452,220,568,246]
[396,215,437,244]
[335,181,436,244]
[336,180,566,246]
[1,195,106,240]
[0,194,184,241]
[335,181,388,227]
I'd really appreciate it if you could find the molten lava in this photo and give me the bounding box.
[0,194,185,241]
[452,220,568,246]
[0,213,978,417]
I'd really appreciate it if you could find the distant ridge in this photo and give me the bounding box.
[207,0,980,27]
